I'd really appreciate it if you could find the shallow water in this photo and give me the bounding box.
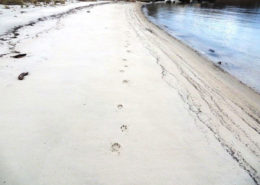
[143,2,260,93]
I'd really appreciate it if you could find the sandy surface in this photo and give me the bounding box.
[0,1,99,36]
[0,2,260,185]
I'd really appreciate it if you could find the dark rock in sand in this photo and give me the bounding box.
[28,22,35,26]
[145,28,153,33]
[38,18,44,21]
[218,61,222,65]
[18,72,29,80]
[12,53,26,58]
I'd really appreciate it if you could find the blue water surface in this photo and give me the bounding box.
[144,3,260,92]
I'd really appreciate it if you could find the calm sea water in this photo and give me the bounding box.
[143,2,260,93]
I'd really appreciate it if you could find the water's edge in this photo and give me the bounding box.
[141,2,260,94]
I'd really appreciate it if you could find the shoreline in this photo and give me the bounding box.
[136,1,260,113]
[136,2,260,183]
[0,2,259,184]
[141,2,260,94]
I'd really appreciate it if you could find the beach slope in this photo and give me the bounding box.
[0,2,259,185]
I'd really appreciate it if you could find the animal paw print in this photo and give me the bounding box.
[111,143,121,153]
[120,125,128,132]
[117,104,123,109]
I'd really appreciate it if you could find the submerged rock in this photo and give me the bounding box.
[209,49,215,53]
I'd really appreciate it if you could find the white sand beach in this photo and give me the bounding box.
[0,2,259,185]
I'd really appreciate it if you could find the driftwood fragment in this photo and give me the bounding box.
[18,72,29,80]
[12,53,26,58]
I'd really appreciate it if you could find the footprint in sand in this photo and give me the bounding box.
[120,125,128,132]
[122,80,129,84]
[126,50,131,53]
[119,69,125,73]
[122,58,127,61]
[111,143,121,153]
[124,65,128,68]
[117,104,123,109]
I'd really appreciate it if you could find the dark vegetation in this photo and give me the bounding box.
[188,0,259,7]
[148,0,260,7]
[0,0,65,5]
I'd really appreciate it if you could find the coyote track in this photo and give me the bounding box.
[111,143,121,153]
